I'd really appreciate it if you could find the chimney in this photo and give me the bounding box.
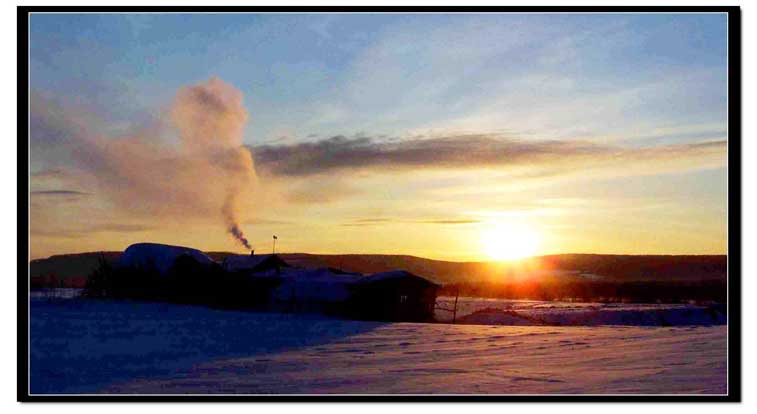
[250,249,254,256]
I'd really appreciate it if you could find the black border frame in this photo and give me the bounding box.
[17,5,742,402]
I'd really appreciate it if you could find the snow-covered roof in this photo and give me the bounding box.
[270,268,439,302]
[273,267,364,303]
[280,267,363,282]
[221,254,287,273]
[119,243,216,275]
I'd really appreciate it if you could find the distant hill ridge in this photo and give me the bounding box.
[30,250,726,285]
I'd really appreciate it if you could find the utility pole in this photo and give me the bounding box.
[272,235,277,254]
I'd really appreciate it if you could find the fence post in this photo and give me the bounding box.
[452,288,459,324]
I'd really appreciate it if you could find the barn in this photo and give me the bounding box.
[346,270,440,322]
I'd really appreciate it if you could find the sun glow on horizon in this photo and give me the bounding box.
[480,221,541,262]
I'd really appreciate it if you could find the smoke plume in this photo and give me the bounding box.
[171,78,255,249]
[31,77,258,249]
[222,193,251,250]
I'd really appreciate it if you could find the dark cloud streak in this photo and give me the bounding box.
[250,135,726,177]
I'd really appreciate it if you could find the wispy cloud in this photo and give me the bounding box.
[341,216,481,227]
[419,219,481,225]
[30,190,91,196]
[30,169,68,179]
[30,222,152,239]
[92,223,152,233]
[295,15,726,145]
[243,217,293,225]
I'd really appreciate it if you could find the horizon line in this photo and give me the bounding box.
[30,249,729,264]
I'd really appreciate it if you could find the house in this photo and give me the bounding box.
[346,270,440,322]
[119,243,216,275]
[221,253,289,275]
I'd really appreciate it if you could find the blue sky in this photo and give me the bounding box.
[30,13,727,145]
[28,13,729,259]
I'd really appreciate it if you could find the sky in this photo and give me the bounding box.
[28,12,729,261]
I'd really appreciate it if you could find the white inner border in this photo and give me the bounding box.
[22,6,735,400]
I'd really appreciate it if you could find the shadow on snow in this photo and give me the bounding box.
[30,298,387,394]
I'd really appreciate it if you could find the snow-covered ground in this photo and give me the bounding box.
[435,296,726,326]
[29,298,727,395]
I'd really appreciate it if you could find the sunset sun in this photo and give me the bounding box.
[481,222,541,261]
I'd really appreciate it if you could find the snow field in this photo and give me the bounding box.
[30,299,726,395]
